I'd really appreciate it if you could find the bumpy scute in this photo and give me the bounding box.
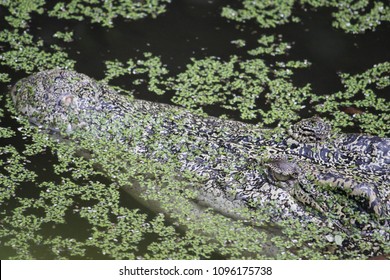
[11,70,389,225]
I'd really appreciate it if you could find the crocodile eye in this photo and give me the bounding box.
[266,157,298,182]
[272,171,291,181]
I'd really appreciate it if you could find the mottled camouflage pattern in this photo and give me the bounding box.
[11,69,389,226]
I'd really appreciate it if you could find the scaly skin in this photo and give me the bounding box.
[10,69,389,227]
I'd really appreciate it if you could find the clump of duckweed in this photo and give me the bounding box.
[222,0,298,28]
[0,29,75,73]
[0,0,45,28]
[231,39,246,48]
[0,144,37,203]
[314,62,390,137]
[303,0,390,34]
[248,35,292,56]
[0,73,11,83]
[53,31,74,43]
[0,126,15,138]
[222,0,390,34]
[103,52,169,95]
[48,0,172,27]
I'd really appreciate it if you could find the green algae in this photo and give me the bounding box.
[0,144,37,203]
[0,0,172,29]
[314,62,390,136]
[302,0,390,34]
[247,35,292,56]
[0,73,11,83]
[222,0,298,29]
[0,0,45,28]
[48,0,172,28]
[53,31,74,43]
[0,29,75,73]
[0,0,389,260]
[103,52,169,95]
[222,0,390,34]
[231,39,246,48]
[0,126,14,138]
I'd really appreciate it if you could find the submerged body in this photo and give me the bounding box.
[10,70,390,255]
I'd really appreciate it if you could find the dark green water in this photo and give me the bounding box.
[0,0,389,260]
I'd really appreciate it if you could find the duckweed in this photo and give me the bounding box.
[0,127,14,138]
[0,29,75,73]
[53,31,74,43]
[103,36,313,128]
[231,39,246,48]
[315,62,390,136]
[0,0,388,260]
[0,0,45,28]
[222,0,390,34]
[48,0,172,27]
[0,73,11,83]
[221,0,297,29]
[103,52,169,95]
[303,0,390,34]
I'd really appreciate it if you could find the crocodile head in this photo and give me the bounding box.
[11,69,108,134]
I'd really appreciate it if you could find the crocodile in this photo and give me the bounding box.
[10,70,389,230]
